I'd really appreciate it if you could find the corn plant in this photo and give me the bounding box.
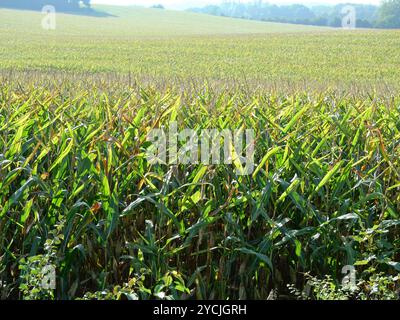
[0,82,399,300]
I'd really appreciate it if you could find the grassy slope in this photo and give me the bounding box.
[0,6,399,87]
[0,5,327,37]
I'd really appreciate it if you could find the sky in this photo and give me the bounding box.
[92,0,382,10]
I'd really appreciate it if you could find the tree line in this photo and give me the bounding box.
[189,1,400,29]
[0,0,91,12]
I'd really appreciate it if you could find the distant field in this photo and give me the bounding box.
[0,6,399,87]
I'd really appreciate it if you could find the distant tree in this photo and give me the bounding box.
[188,2,382,28]
[189,1,400,29]
[375,0,400,28]
[312,17,329,26]
[82,0,91,8]
[151,4,165,10]
[0,0,91,12]
[357,19,373,28]
[328,17,342,28]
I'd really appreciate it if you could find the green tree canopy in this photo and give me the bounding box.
[375,0,400,28]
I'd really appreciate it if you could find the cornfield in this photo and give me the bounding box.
[0,80,399,300]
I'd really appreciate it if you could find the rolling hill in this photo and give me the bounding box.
[0,5,399,88]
